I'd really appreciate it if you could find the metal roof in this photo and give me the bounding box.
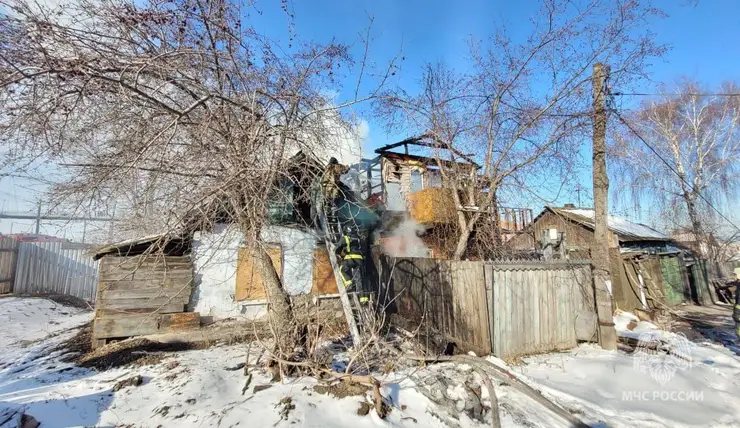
[552,208,669,241]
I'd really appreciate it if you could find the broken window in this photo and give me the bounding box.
[267,178,295,225]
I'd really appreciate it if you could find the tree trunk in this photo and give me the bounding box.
[490,191,502,249]
[453,227,472,260]
[684,193,706,257]
[251,243,297,364]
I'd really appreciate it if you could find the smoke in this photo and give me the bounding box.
[382,216,430,258]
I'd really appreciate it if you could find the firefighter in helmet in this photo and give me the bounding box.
[321,157,349,208]
[336,223,363,292]
[321,157,349,238]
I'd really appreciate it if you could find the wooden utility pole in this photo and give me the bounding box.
[592,63,617,350]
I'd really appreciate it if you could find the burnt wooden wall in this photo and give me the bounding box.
[379,256,491,355]
[92,254,199,348]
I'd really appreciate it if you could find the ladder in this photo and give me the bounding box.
[323,237,366,346]
[317,202,376,347]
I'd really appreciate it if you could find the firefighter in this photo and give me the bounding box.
[336,223,363,293]
[321,157,349,238]
[321,157,349,206]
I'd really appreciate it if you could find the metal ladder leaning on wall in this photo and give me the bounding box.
[318,210,373,347]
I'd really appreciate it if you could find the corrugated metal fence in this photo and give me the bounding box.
[487,262,595,358]
[13,242,99,302]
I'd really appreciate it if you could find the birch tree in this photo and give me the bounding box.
[611,80,740,258]
[377,0,664,259]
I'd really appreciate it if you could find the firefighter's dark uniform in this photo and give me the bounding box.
[336,230,363,293]
[321,160,349,240]
[321,162,349,205]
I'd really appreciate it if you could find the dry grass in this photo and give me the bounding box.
[54,324,204,371]
[313,381,370,399]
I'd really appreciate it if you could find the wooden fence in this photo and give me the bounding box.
[487,262,595,358]
[0,237,18,294]
[379,257,491,354]
[380,256,596,359]
[12,242,100,302]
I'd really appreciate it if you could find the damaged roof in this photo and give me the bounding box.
[550,207,669,242]
[92,233,191,260]
[375,135,480,168]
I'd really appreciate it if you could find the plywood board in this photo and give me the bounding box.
[235,246,282,301]
[311,248,339,295]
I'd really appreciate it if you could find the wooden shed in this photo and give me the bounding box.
[91,234,200,348]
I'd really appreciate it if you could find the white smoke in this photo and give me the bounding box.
[382,216,430,258]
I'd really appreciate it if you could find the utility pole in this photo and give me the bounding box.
[592,63,617,350]
[34,203,41,234]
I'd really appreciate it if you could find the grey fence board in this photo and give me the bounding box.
[0,237,18,293]
[382,255,597,359]
[13,242,99,302]
[487,263,595,358]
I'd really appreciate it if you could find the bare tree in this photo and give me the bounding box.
[0,0,392,372]
[611,80,740,259]
[377,0,664,259]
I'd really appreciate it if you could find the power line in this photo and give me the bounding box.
[612,92,740,97]
[609,107,740,234]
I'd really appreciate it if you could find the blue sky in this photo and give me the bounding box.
[248,0,740,222]
[249,0,740,146]
[1,0,739,237]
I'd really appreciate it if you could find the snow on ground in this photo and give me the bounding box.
[1,297,91,347]
[510,310,740,428]
[2,297,740,428]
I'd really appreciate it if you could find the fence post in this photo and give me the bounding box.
[484,263,495,355]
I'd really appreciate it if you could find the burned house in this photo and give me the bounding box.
[187,150,378,320]
[90,151,380,346]
[350,136,533,258]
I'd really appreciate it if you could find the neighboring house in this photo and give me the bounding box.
[508,205,710,310]
[508,204,672,257]
[671,227,740,262]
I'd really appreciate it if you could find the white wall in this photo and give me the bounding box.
[190,224,249,319]
[261,226,317,295]
[190,224,319,319]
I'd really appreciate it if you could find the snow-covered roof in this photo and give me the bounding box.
[553,208,669,242]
